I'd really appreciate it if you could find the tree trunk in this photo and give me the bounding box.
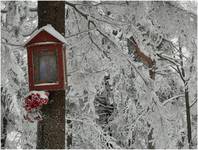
[36,1,71,149]
[178,42,192,148]
[1,116,8,149]
[38,1,65,36]
[184,85,192,148]
[1,88,8,149]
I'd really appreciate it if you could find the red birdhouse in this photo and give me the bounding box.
[24,24,66,91]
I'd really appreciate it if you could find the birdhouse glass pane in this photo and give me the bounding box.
[33,49,58,84]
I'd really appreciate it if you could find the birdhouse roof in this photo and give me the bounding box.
[24,24,66,46]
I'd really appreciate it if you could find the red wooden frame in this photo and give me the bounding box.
[27,43,65,91]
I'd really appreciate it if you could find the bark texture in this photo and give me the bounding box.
[38,1,65,36]
[1,88,8,149]
[37,1,67,149]
[37,91,65,149]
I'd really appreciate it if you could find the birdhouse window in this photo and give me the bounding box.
[33,49,58,84]
[24,25,66,91]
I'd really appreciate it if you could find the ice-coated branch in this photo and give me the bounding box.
[65,0,154,86]
[65,1,88,20]
[87,21,111,60]
[1,41,23,47]
[163,38,188,59]
[156,53,180,66]
[190,98,197,108]
[65,1,119,47]
[162,94,185,106]
[65,28,96,39]
[165,1,197,17]
[65,117,121,148]
[21,27,38,37]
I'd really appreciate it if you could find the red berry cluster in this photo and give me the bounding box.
[24,93,48,112]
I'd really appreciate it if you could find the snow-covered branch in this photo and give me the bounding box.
[162,94,185,106]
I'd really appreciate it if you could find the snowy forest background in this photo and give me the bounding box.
[1,0,197,149]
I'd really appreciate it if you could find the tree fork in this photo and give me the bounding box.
[36,1,72,149]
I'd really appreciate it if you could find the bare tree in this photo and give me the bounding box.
[157,38,193,148]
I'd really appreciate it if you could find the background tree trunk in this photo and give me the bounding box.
[185,86,192,147]
[36,1,69,149]
[178,41,192,148]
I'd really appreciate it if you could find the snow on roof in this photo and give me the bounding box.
[24,24,66,46]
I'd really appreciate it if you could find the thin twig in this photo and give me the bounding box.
[65,28,96,39]
[162,94,185,106]
[22,27,37,37]
[87,21,111,60]
[1,41,23,47]
[190,98,197,108]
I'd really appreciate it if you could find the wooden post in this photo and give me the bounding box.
[36,1,72,149]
